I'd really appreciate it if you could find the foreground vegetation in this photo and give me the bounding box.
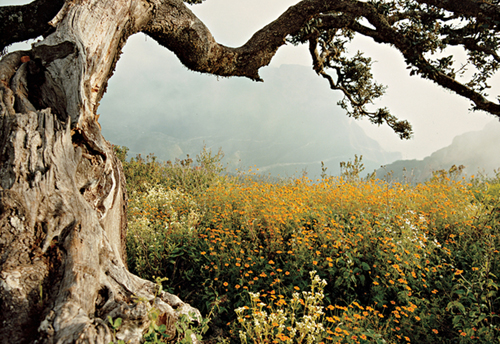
[116,146,500,343]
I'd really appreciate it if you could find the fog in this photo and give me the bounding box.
[97,36,402,176]
[186,0,498,160]
[2,0,500,177]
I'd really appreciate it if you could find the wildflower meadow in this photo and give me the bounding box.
[117,146,500,343]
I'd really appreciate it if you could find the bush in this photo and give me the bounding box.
[114,145,224,195]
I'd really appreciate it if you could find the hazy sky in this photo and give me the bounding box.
[2,0,499,159]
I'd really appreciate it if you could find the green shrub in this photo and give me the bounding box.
[114,145,224,195]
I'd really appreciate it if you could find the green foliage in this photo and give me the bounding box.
[142,306,172,344]
[107,316,125,344]
[124,149,500,343]
[469,169,500,210]
[142,278,212,344]
[285,0,500,137]
[114,145,224,195]
[289,21,413,140]
[126,185,203,282]
[115,146,170,194]
[106,276,210,344]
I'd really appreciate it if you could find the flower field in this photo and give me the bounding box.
[119,147,500,343]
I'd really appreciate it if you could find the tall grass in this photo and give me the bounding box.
[118,146,500,343]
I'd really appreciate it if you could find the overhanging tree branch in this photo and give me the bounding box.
[4,0,498,127]
[0,0,65,53]
[143,0,380,80]
[445,37,500,63]
[345,6,500,115]
[142,0,500,140]
[414,0,500,26]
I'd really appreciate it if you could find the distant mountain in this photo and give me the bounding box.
[376,121,500,182]
[99,46,401,177]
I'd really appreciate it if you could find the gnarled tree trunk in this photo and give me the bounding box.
[0,1,202,343]
[0,0,291,339]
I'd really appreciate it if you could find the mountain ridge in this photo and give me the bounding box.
[376,121,500,182]
[99,50,402,177]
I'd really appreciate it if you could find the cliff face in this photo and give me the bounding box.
[99,43,401,177]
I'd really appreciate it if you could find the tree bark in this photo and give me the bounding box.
[0,0,65,53]
[0,1,202,343]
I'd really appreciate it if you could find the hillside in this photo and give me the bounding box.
[99,42,401,177]
[377,120,500,182]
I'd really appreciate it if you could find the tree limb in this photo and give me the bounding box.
[301,1,500,116]
[143,0,500,122]
[345,7,500,115]
[2,0,500,119]
[143,0,374,80]
[0,0,65,53]
[414,0,500,26]
[445,36,500,63]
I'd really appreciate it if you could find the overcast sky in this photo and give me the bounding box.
[2,0,499,159]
